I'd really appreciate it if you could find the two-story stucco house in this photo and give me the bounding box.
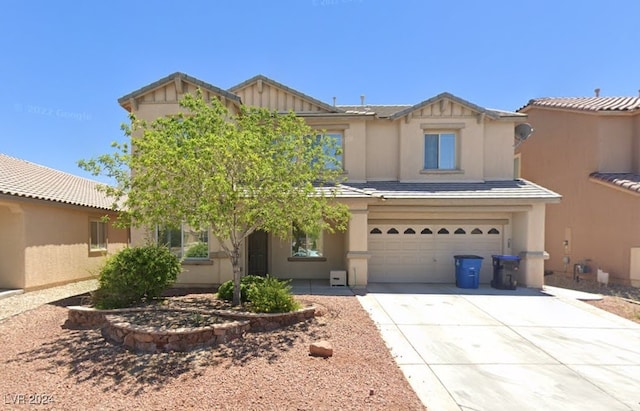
[118,73,560,289]
[517,94,640,286]
[0,154,130,290]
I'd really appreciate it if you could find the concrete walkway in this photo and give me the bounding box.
[0,279,97,321]
[358,283,640,411]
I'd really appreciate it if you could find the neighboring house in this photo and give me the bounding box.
[517,94,640,286]
[119,72,560,288]
[0,154,129,290]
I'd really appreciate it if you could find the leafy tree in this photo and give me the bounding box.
[80,91,350,305]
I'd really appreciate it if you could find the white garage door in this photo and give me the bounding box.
[368,223,503,283]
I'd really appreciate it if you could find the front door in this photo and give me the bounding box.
[248,230,268,276]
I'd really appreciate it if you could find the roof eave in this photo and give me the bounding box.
[389,92,502,120]
[118,72,241,112]
[228,74,344,114]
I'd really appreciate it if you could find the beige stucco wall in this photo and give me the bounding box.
[483,122,517,180]
[634,115,640,171]
[0,198,128,290]
[365,120,398,180]
[518,108,640,284]
[597,116,634,172]
[0,203,26,288]
[131,81,239,123]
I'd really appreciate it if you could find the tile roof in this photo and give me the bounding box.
[228,74,343,114]
[0,154,117,210]
[589,172,640,194]
[337,105,412,118]
[389,92,525,120]
[342,179,561,200]
[523,97,640,113]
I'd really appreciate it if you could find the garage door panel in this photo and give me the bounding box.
[368,223,503,283]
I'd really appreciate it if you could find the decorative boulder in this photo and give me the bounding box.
[309,340,333,358]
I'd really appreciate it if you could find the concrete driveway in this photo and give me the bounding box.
[358,283,640,411]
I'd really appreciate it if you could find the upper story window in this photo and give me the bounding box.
[89,219,107,252]
[317,132,343,170]
[157,225,209,260]
[424,132,456,170]
[291,225,323,258]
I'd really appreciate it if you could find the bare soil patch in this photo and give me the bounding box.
[0,293,425,410]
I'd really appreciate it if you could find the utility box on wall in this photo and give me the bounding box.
[330,270,347,286]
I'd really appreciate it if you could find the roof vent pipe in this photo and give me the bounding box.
[594,88,600,97]
[360,95,365,106]
[333,96,336,107]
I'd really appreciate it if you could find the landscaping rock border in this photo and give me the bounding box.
[66,305,316,353]
[102,310,251,352]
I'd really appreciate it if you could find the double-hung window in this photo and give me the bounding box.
[157,225,209,260]
[89,219,107,252]
[424,132,456,170]
[291,225,323,258]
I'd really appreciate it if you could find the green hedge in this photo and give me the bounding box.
[217,275,300,313]
[93,244,181,309]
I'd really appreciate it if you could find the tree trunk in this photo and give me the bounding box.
[231,248,242,306]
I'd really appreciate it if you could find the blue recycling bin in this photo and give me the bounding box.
[454,255,484,289]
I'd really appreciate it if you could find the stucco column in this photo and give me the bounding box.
[345,208,370,288]
[513,203,548,288]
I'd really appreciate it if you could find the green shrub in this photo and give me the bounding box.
[246,275,301,313]
[184,242,209,258]
[217,275,265,302]
[93,244,181,309]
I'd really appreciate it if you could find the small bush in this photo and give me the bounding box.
[247,275,301,313]
[217,275,265,302]
[184,242,209,258]
[93,244,181,309]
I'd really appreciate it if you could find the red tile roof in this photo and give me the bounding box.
[524,97,640,112]
[0,154,117,210]
[589,172,640,194]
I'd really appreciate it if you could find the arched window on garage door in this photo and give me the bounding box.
[421,228,433,234]
[370,228,382,234]
[454,228,466,234]
[437,228,449,234]
[488,228,500,234]
[471,228,483,234]
[387,228,399,234]
[404,228,416,234]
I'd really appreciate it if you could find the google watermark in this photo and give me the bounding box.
[14,103,92,122]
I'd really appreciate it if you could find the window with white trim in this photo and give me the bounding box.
[424,132,456,170]
[291,225,323,257]
[157,225,209,260]
[90,220,107,251]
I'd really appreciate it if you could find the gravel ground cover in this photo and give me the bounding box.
[0,291,426,411]
[545,273,640,324]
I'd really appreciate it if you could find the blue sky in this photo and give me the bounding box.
[2,0,639,182]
